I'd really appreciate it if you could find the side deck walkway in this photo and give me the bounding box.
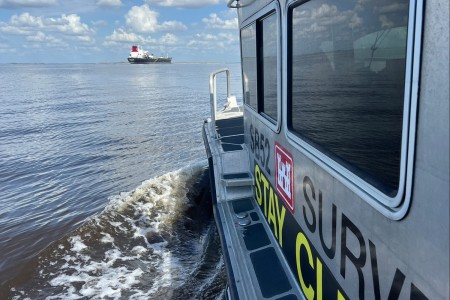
[203,111,302,300]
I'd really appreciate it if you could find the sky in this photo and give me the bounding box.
[0,0,240,63]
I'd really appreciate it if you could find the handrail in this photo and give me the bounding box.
[227,0,256,8]
[209,68,230,132]
[227,0,239,8]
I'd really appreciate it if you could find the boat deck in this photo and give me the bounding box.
[215,117,244,152]
[203,110,302,300]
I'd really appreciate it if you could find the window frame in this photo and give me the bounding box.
[240,2,282,133]
[284,0,424,219]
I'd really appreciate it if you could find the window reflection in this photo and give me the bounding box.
[289,0,409,195]
[261,13,278,121]
[241,24,257,109]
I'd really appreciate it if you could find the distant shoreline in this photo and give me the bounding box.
[1,61,241,65]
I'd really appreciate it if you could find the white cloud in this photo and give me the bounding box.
[0,24,32,35]
[375,3,408,14]
[1,12,95,36]
[187,31,236,49]
[125,5,158,33]
[92,20,108,27]
[104,28,155,44]
[25,31,47,42]
[25,31,67,46]
[144,0,220,9]
[292,4,360,32]
[96,0,122,8]
[0,12,95,47]
[76,35,94,43]
[202,13,237,29]
[48,14,95,35]
[0,0,57,8]
[10,12,44,27]
[125,4,186,33]
[157,20,186,31]
[159,33,178,45]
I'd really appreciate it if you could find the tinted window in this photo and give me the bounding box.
[241,24,257,109]
[289,0,409,195]
[260,13,278,121]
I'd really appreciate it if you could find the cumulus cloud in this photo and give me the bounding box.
[202,13,237,30]
[144,0,220,9]
[92,20,108,27]
[26,31,49,41]
[104,28,155,44]
[0,0,57,9]
[10,12,44,27]
[375,3,408,14]
[49,14,95,35]
[0,12,95,47]
[292,4,361,32]
[25,31,68,46]
[125,5,158,33]
[187,32,237,49]
[0,25,31,35]
[1,12,95,35]
[96,0,122,8]
[125,4,186,33]
[159,33,178,45]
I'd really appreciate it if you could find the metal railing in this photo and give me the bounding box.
[227,0,256,8]
[209,68,230,132]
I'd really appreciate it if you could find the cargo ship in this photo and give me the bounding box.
[127,45,172,64]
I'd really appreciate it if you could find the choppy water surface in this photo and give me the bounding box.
[0,63,242,299]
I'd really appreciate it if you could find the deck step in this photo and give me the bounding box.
[224,185,253,201]
[222,172,254,187]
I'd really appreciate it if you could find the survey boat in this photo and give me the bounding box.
[203,0,449,299]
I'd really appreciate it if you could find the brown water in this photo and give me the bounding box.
[0,63,242,299]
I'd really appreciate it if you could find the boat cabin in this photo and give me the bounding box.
[203,0,449,299]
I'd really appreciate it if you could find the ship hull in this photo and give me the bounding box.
[128,57,172,64]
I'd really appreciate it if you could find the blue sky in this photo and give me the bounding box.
[0,0,240,63]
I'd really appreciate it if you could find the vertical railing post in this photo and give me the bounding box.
[209,68,230,133]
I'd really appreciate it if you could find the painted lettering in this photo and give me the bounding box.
[250,124,254,152]
[316,258,323,300]
[261,171,269,216]
[340,213,366,300]
[264,137,271,174]
[268,188,277,235]
[307,177,427,300]
[387,269,406,299]
[255,127,260,161]
[296,231,315,300]
[255,163,262,206]
[410,284,428,300]
[254,162,286,247]
[369,240,381,300]
[249,123,271,174]
[275,193,286,247]
[303,176,317,233]
[253,164,429,300]
[319,191,337,259]
[260,133,265,167]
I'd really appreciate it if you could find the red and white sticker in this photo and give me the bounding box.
[275,142,294,213]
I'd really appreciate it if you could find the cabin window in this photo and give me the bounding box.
[241,10,279,124]
[288,0,410,196]
[241,24,258,110]
[259,12,278,122]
